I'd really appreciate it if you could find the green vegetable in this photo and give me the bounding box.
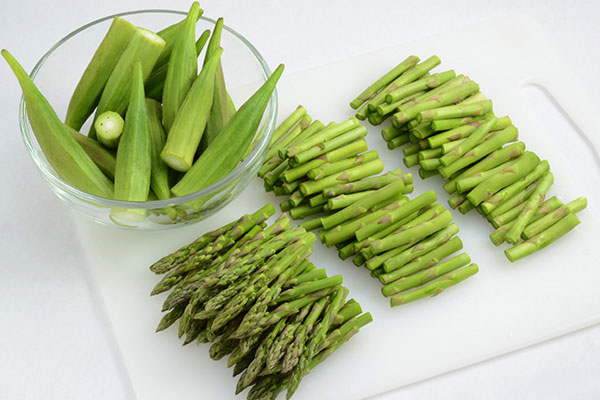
[94,111,124,148]
[2,49,113,197]
[417,100,493,122]
[65,17,137,130]
[161,2,202,132]
[65,125,116,180]
[172,64,285,197]
[111,62,151,221]
[91,27,166,138]
[384,70,456,105]
[145,99,170,200]
[160,48,222,171]
[522,197,587,240]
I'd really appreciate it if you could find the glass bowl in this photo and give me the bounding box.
[19,9,278,230]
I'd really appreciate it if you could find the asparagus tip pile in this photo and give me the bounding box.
[150,204,372,399]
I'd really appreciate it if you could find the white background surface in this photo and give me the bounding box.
[1,1,599,399]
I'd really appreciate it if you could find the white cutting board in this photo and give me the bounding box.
[75,15,600,400]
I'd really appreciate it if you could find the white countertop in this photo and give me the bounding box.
[1,1,599,399]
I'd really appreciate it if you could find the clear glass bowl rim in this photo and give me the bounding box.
[19,8,278,210]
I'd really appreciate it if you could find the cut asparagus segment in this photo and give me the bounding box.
[290,126,368,166]
[505,172,554,244]
[94,111,124,148]
[522,197,587,239]
[430,114,491,131]
[384,70,456,104]
[2,49,113,197]
[367,55,441,111]
[350,55,419,109]
[91,27,166,138]
[387,134,411,150]
[504,212,581,262]
[390,264,478,306]
[299,159,384,196]
[65,17,137,130]
[479,160,550,214]
[327,191,376,211]
[383,223,460,272]
[111,62,151,221]
[307,151,378,180]
[417,100,493,122]
[323,168,411,197]
[285,118,360,158]
[160,48,222,172]
[439,116,497,166]
[466,151,540,206]
[382,253,471,296]
[493,195,561,229]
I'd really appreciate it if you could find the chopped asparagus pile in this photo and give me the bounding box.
[352,55,587,262]
[3,2,284,223]
[150,204,372,399]
[259,107,479,307]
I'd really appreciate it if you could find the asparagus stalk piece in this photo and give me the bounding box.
[419,159,441,171]
[323,168,411,197]
[381,124,406,141]
[392,81,480,126]
[172,64,284,196]
[490,196,563,245]
[522,197,587,239]
[384,70,456,104]
[403,154,419,168]
[91,27,166,138]
[505,172,554,244]
[505,213,581,262]
[466,151,540,206]
[390,264,478,307]
[383,223,459,272]
[439,116,497,166]
[382,253,471,296]
[263,116,316,166]
[285,118,360,158]
[111,62,151,220]
[327,191,376,210]
[367,55,441,111]
[377,90,426,117]
[417,100,493,122]
[290,126,368,166]
[480,160,550,214]
[350,55,419,109]
[160,48,222,171]
[354,190,437,241]
[65,17,137,130]
[443,142,525,194]
[493,194,560,229]
[161,2,201,132]
[430,114,491,131]
[387,134,411,150]
[2,50,114,197]
[282,138,367,183]
[299,159,384,196]
[427,116,511,149]
[455,158,519,193]
[487,180,538,220]
[290,203,324,220]
[307,150,378,180]
[367,210,453,255]
[379,236,463,283]
[269,105,307,147]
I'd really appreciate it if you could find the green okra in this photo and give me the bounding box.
[65,125,116,180]
[94,111,124,149]
[201,17,238,153]
[2,49,113,197]
[162,2,202,132]
[91,27,166,138]
[172,64,285,196]
[146,29,211,101]
[145,99,171,200]
[111,62,151,220]
[154,9,204,70]
[65,17,137,130]
[350,55,419,109]
[160,48,222,172]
